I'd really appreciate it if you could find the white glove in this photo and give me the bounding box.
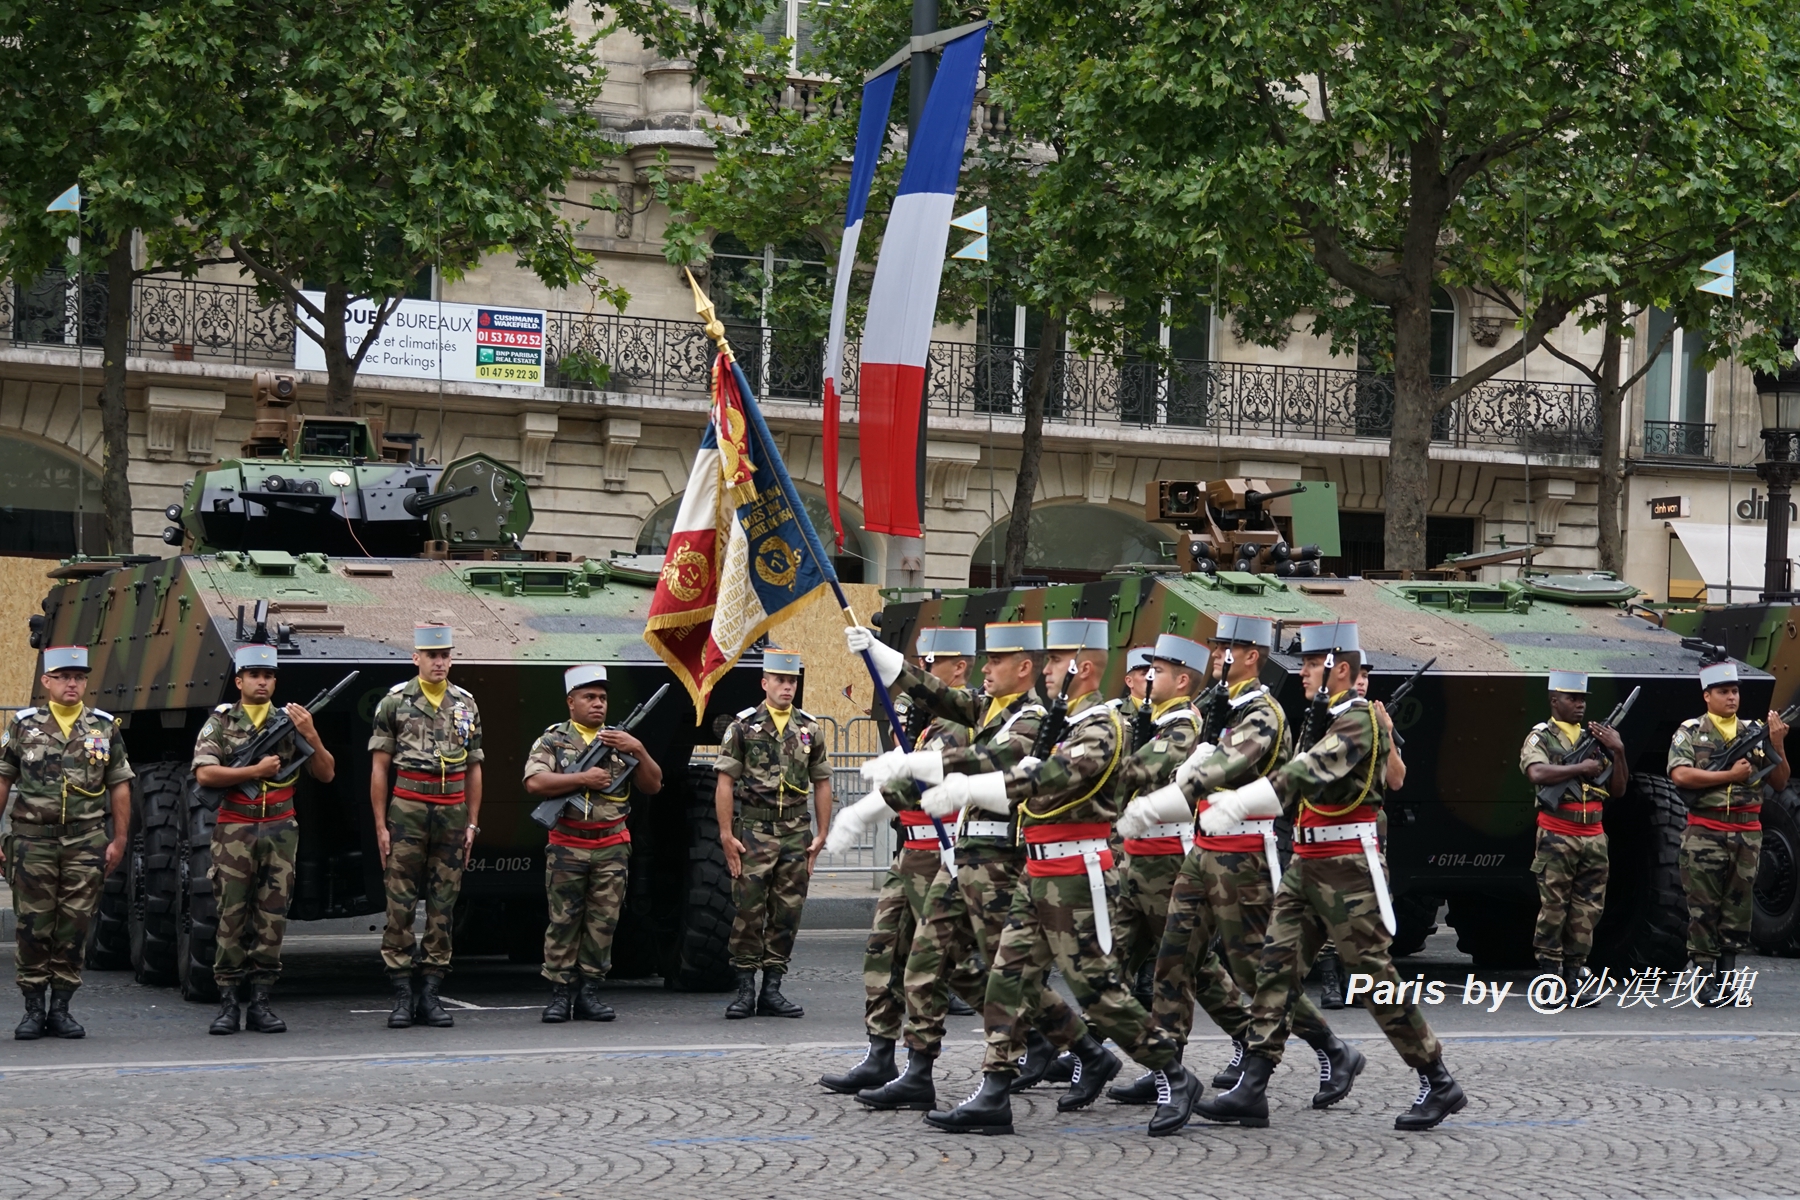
[897,749,944,785]
[860,747,908,785]
[965,771,1011,815]
[1199,775,1282,835]
[845,626,906,686]
[825,792,892,854]
[1175,742,1216,789]
[1118,782,1193,839]
[921,774,970,818]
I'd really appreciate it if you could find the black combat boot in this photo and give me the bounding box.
[1057,1034,1121,1112]
[947,993,976,1017]
[387,974,416,1029]
[821,1036,898,1094]
[415,974,454,1028]
[45,989,85,1039]
[1132,959,1156,1010]
[1194,1052,1274,1127]
[15,986,46,1041]
[1318,950,1346,1010]
[1045,1051,1077,1084]
[924,1071,1014,1135]
[1147,1064,1202,1138]
[542,983,572,1024]
[757,969,804,1018]
[724,970,757,1020]
[1009,1029,1058,1093]
[1212,1038,1247,1088]
[1298,1029,1365,1108]
[1536,955,1561,978]
[1394,1059,1466,1130]
[245,986,286,1033]
[857,1049,937,1110]
[1563,959,1590,999]
[574,978,615,1022]
[209,992,241,1035]
[1108,1071,1161,1105]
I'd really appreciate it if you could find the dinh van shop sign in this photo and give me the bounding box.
[295,293,546,386]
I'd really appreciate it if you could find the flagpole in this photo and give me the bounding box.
[687,268,951,849]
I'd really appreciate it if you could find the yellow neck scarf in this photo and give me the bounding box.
[571,720,600,745]
[1228,678,1259,698]
[768,705,791,737]
[1551,718,1583,744]
[983,692,1024,728]
[1151,696,1188,719]
[48,701,82,737]
[241,702,272,729]
[1709,712,1739,741]
[418,677,448,709]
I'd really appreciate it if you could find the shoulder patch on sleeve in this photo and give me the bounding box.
[737,706,757,719]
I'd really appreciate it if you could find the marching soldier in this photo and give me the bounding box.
[1120,645,1153,715]
[1668,661,1788,986]
[1,646,131,1040]
[525,664,663,1024]
[717,649,832,1019]
[1195,621,1464,1131]
[1125,614,1356,1110]
[841,621,1089,1111]
[821,628,973,1094]
[1108,634,1207,1072]
[192,644,337,1035]
[1520,670,1627,989]
[918,618,1198,1138]
[370,623,483,1030]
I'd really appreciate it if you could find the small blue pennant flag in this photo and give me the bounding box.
[45,184,81,213]
[950,206,987,235]
[951,234,988,262]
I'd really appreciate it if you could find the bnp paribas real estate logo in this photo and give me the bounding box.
[474,308,545,384]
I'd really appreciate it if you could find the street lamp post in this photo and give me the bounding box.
[1755,353,1800,602]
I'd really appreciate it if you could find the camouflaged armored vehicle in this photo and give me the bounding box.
[31,374,756,1001]
[876,480,1800,969]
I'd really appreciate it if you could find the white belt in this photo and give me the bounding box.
[1138,821,1192,839]
[1204,817,1276,838]
[960,820,1013,841]
[1026,837,1113,954]
[1027,837,1111,860]
[1297,820,1394,934]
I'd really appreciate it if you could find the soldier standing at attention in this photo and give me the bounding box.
[820,628,972,1094]
[1668,661,1788,985]
[919,618,1199,1138]
[526,664,662,1024]
[1195,621,1463,1131]
[1520,671,1627,990]
[717,649,832,1019]
[1,646,132,1040]
[193,644,336,1035]
[370,623,483,1030]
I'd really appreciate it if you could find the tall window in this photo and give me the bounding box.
[1118,294,1212,426]
[973,291,1062,416]
[757,0,828,70]
[1643,307,1709,428]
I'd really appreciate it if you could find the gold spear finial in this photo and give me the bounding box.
[685,266,734,360]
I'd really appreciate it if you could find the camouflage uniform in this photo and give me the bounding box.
[719,702,829,970]
[1669,714,1770,962]
[1160,681,1330,1046]
[1520,720,1610,968]
[1245,694,1441,1071]
[983,693,1180,1076]
[890,663,1086,1058]
[0,705,133,992]
[192,705,304,990]
[371,678,483,978]
[1112,700,1202,983]
[526,722,634,985]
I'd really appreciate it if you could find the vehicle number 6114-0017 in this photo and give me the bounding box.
[1426,853,1506,868]
[465,856,537,873]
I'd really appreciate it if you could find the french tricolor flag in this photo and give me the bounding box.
[821,65,900,551]
[855,26,988,539]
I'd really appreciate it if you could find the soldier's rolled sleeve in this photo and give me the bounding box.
[465,706,485,764]
[1520,730,1552,773]
[191,717,228,770]
[0,717,21,778]
[807,731,830,782]
[716,723,746,779]
[367,696,399,755]
[522,737,556,779]
[1667,727,1697,773]
[104,730,135,786]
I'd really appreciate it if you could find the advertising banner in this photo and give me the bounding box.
[294,292,546,386]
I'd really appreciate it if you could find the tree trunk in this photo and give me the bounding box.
[1596,295,1625,575]
[98,231,136,554]
[1001,313,1063,586]
[321,283,357,415]
[1384,288,1436,571]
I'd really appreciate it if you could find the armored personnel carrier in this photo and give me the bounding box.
[875,480,1800,968]
[33,373,756,1000]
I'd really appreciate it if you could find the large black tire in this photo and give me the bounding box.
[1753,786,1800,957]
[664,761,736,992]
[1390,892,1442,959]
[1446,894,1537,969]
[128,762,185,985]
[1592,773,1687,971]
[177,773,220,1003]
[85,809,130,971]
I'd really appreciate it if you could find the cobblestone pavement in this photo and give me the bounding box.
[2,931,1798,1197]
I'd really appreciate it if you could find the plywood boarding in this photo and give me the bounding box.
[0,557,51,705]
[768,582,884,725]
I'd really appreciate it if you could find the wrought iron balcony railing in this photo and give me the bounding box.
[1,276,1599,455]
[1640,420,1714,460]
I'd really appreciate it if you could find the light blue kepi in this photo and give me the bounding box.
[764,648,803,675]
[42,645,89,672]
[414,623,454,650]
[564,664,607,693]
[1548,670,1587,694]
[234,645,279,672]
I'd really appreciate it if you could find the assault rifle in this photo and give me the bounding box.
[1131,693,1155,751]
[1536,685,1640,809]
[529,683,671,828]
[1031,659,1080,760]
[1197,674,1231,742]
[1676,698,1800,805]
[1381,656,1436,750]
[196,670,360,808]
[1296,678,1332,752]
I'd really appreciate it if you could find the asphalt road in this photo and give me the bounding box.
[1,924,1798,1197]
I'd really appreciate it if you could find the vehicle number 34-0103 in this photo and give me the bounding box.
[466,856,537,874]
[1427,853,1506,868]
